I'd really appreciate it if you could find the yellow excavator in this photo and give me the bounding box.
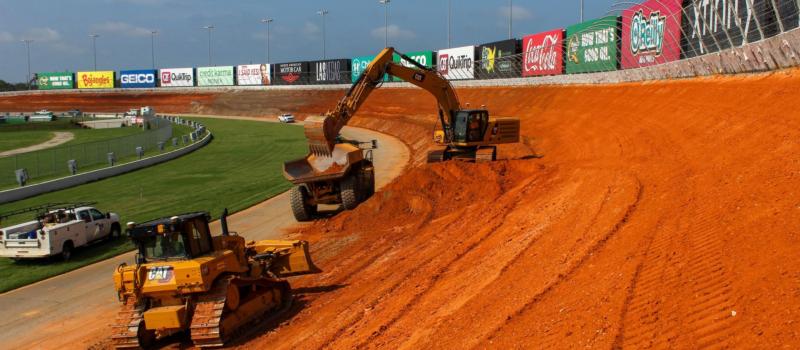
[111,210,319,348]
[283,47,520,221]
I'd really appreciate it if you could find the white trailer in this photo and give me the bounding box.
[0,205,121,260]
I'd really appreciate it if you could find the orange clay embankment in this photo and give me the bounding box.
[6,69,800,348]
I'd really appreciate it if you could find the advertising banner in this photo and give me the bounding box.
[197,66,234,86]
[621,0,683,69]
[273,62,310,85]
[681,0,800,58]
[36,72,73,90]
[565,16,620,74]
[236,64,271,86]
[120,69,157,88]
[312,59,351,84]
[159,68,195,87]
[392,51,436,82]
[76,71,114,89]
[476,40,520,79]
[522,30,564,77]
[351,55,390,83]
[437,46,476,80]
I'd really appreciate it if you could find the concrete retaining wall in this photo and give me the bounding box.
[0,131,212,204]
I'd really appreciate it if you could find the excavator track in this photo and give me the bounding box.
[190,276,291,348]
[110,296,151,349]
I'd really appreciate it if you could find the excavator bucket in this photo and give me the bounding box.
[304,115,337,157]
[249,239,322,277]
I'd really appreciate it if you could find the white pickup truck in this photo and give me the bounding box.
[0,206,121,260]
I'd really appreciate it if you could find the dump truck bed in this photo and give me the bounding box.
[283,143,363,184]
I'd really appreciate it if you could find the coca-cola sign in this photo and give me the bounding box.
[522,29,564,77]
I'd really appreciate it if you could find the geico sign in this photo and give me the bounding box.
[121,73,155,84]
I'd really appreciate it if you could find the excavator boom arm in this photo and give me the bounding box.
[304,47,461,156]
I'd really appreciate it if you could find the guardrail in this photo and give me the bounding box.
[0,116,210,204]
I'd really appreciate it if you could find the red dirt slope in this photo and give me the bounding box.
[4,69,800,349]
[246,71,800,349]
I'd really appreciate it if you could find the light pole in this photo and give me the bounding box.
[202,25,214,66]
[89,34,99,70]
[260,18,273,63]
[379,0,390,48]
[21,39,32,90]
[317,10,329,59]
[447,0,451,47]
[508,0,513,39]
[580,0,584,22]
[150,30,158,69]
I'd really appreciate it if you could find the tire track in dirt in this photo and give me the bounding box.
[480,175,643,346]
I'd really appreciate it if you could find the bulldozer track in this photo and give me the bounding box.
[110,297,147,349]
[190,277,292,348]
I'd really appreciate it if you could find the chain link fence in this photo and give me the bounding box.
[0,117,206,188]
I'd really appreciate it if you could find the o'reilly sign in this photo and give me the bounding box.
[120,69,157,88]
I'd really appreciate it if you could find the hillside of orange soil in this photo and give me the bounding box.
[4,69,800,348]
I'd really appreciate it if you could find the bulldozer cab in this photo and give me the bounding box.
[452,110,489,144]
[128,212,214,263]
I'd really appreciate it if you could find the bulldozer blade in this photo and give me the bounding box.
[304,116,336,157]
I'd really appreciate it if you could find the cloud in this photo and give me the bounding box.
[23,27,61,42]
[92,21,153,37]
[111,0,173,5]
[498,5,533,20]
[370,25,416,40]
[0,31,14,43]
[303,22,320,36]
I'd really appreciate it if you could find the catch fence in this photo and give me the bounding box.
[0,117,204,188]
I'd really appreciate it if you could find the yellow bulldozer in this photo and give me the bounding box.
[283,47,520,221]
[111,210,319,348]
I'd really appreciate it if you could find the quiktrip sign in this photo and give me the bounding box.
[36,72,74,90]
[236,64,271,86]
[197,66,234,86]
[477,40,520,79]
[76,71,115,89]
[437,46,476,80]
[621,0,683,69]
[566,16,620,74]
[120,69,157,88]
[311,59,351,84]
[273,62,310,85]
[159,68,195,87]
[522,30,564,77]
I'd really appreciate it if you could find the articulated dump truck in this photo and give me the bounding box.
[111,210,320,348]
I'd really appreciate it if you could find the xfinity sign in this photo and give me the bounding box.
[120,70,157,88]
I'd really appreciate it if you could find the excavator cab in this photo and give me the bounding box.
[451,110,490,145]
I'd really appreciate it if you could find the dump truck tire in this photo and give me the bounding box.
[290,186,315,222]
[341,174,359,210]
[363,167,375,200]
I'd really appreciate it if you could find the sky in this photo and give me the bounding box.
[0,0,619,83]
